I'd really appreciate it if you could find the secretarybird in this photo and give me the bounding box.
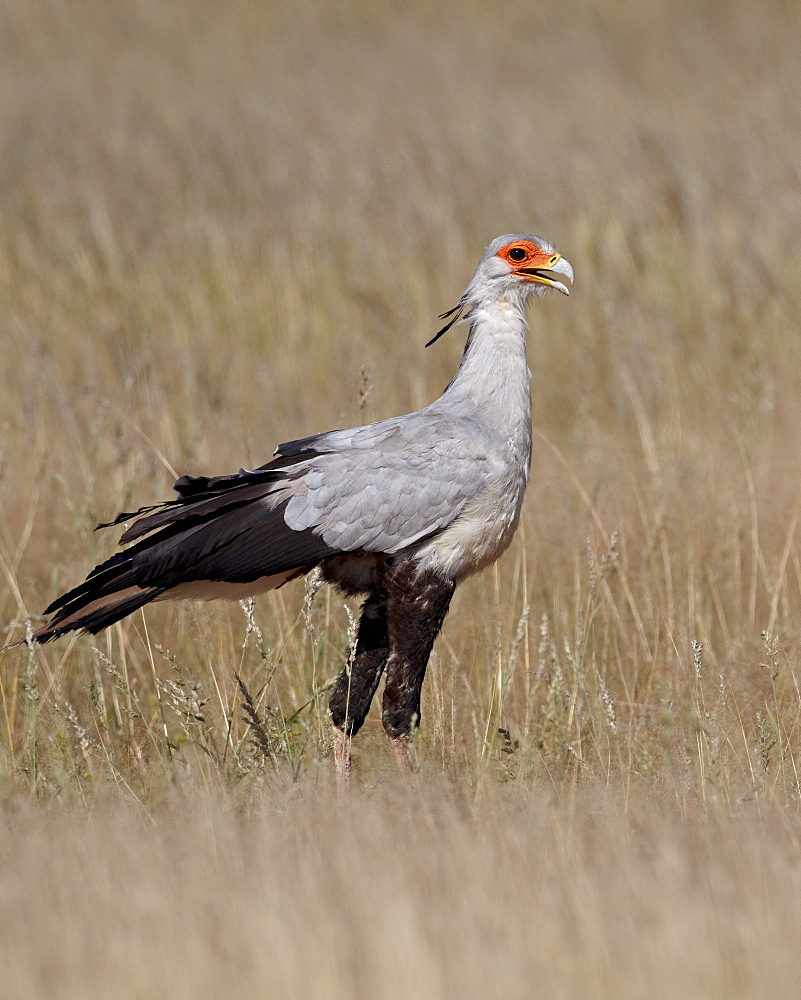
[23,234,573,779]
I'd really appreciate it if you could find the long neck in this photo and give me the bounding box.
[441,298,533,456]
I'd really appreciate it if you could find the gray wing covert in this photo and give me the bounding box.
[281,415,503,554]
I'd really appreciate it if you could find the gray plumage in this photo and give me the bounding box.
[279,409,496,553]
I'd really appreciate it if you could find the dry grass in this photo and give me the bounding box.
[2,0,801,996]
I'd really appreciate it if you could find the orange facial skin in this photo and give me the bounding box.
[496,240,561,273]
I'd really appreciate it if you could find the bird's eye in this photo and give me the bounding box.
[508,247,527,262]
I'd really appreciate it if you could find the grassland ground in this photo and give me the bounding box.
[1,1,801,997]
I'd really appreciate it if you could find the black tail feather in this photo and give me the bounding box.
[36,465,338,643]
[35,585,166,643]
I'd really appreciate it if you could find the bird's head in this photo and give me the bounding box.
[475,233,574,300]
[427,233,573,346]
[426,233,573,347]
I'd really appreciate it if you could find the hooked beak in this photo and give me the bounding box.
[515,255,574,295]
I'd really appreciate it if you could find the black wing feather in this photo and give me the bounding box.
[133,499,334,587]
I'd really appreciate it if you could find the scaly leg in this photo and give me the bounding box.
[332,724,352,791]
[388,735,416,777]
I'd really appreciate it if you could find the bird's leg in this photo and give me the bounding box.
[382,563,456,773]
[332,724,353,789]
[329,592,390,785]
[388,735,416,777]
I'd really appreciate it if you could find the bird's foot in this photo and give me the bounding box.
[332,724,352,793]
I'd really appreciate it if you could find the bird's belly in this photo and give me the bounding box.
[163,572,296,602]
[412,477,526,581]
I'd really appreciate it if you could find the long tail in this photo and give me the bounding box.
[29,455,335,644]
[33,558,167,643]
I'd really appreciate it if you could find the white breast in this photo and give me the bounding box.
[413,450,529,580]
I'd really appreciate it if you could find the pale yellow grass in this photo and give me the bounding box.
[1,0,801,997]
[3,786,801,1000]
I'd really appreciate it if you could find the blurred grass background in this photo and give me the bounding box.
[2,0,801,997]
